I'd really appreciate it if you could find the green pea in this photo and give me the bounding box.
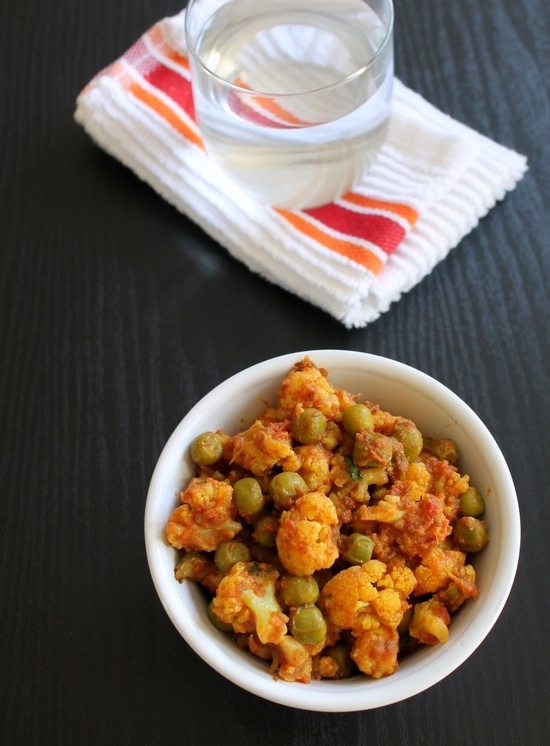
[233,477,265,517]
[353,432,393,468]
[324,643,353,678]
[453,517,489,553]
[342,404,374,436]
[268,471,308,510]
[442,584,462,606]
[459,486,485,518]
[280,575,320,608]
[214,541,251,574]
[174,551,201,583]
[340,533,374,565]
[253,514,278,547]
[290,604,327,646]
[291,407,327,444]
[207,599,233,632]
[392,420,423,462]
[190,431,223,466]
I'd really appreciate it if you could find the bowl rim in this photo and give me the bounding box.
[144,349,521,711]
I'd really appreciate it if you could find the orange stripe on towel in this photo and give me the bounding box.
[127,79,205,150]
[341,192,419,226]
[146,24,191,71]
[253,95,309,126]
[276,209,384,274]
[234,77,309,127]
[165,49,191,71]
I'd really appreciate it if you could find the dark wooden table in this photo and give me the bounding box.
[2,0,549,744]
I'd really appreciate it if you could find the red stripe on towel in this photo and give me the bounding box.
[275,210,385,273]
[303,203,406,255]
[144,65,196,121]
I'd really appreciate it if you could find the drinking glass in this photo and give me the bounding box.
[185,0,394,209]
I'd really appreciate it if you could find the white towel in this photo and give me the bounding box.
[75,9,527,328]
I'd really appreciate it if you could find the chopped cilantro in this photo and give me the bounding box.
[345,456,363,481]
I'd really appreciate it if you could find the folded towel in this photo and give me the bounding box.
[75,9,527,328]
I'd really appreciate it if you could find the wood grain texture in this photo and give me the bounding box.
[1,0,549,744]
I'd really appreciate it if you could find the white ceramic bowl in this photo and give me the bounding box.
[144,350,521,712]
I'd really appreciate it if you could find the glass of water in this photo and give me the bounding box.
[185,0,394,209]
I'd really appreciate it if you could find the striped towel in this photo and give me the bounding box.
[75,9,527,328]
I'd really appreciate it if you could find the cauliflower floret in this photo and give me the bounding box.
[351,626,399,679]
[231,420,299,476]
[166,477,242,552]
[313,640,354,680]
[409,597,451,645]
[315,655,340,679]
[212,562,288,644]
[272,635,313,683]
[420,453,470,521]
[321,420,343,451]
[405,461,431,495]
[437,563,479,612]
[295,443,332,492]
[377,560,417,599]
[414,547,479,612]
[320,560,413,636]
[371,406,400,432]
[370,588,408,629]
[328,491,357,524]
[414,546,467,596]
[320,561,386,634]
[360,492,451,561]
[394,494,451,557]
[276,358,342,420]
[320,562,408,679]
[174,551,224,593]
[358,496,407,523]
[276,492,339,576]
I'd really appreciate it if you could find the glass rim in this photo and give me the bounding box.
[184,0,394,99]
